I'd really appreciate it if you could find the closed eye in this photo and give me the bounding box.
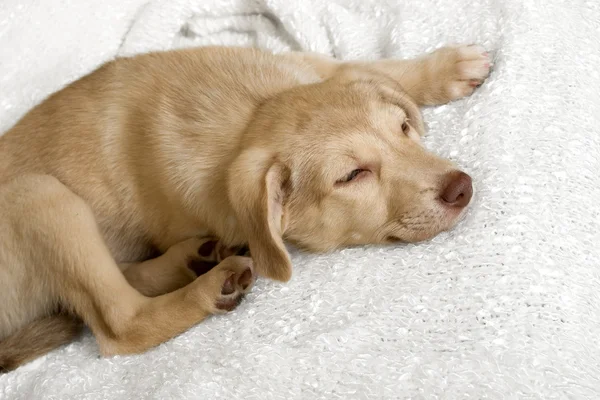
[386,235,403,243]
[335,168,369,185]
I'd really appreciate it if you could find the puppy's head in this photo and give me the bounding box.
[228,72,472,281]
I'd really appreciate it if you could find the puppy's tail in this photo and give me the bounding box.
[0,314,83,373]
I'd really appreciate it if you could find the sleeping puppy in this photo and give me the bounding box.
[0,45,490,371]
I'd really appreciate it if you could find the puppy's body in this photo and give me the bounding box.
[1,47,307,260]
[0,45,490,371]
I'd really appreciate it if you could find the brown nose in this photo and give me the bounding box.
[440,171,473,208]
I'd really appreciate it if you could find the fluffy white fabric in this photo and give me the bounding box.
[2,0,600,398]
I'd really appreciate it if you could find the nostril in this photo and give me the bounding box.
[440,171,473,208]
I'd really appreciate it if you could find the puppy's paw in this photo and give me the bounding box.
[206,256,255,313]
[426,44,491,103]
[166,236,248,277]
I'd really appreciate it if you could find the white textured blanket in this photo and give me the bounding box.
[1,0,600,399]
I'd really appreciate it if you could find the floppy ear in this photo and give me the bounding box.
[227,148,292,282]
[335,66,426,136]
[376,80,426,136]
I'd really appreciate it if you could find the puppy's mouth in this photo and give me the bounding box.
[437,197,473,236]
[385,200,474,244]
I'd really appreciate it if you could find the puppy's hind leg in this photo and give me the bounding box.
[0,175,85,372]
[2,174,255,357]
[0,235,246,372]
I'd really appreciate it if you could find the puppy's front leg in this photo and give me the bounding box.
[121,237,247,297]
[361,45,491,105]
[285,45,491,106]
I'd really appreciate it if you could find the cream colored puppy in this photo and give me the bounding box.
[0,45,490,371]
